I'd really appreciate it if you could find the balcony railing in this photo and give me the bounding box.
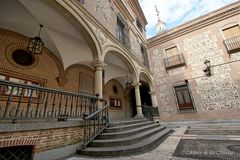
[0,79,107,122]
[223,36,240,53]
[81,99,109,149]
[164,53,185,69]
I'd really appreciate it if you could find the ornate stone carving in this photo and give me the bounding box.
[90,60,106,71]
[97,29,107,45]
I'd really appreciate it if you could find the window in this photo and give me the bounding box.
[165,46,178,58]
[223,25,240,39]
[141,45,149,68]
[12,50,34,66]
[110,97,121,108]
[222,25,240,53]
[174,84,194,111]
[116,14,130,49]
[136,19,143,32]
[164,46,185,69]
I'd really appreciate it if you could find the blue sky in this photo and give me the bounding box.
[139,0,237,38]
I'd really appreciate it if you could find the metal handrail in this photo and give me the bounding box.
[223,36,240,53]
[0,79,99,122]
[116,28,131,49]
[81,98,109,149]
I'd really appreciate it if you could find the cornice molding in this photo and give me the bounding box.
[147,1,240,48]
[128,0,147,25]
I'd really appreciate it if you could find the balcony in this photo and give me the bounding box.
[164,53,185,69]
[223,36,240,54]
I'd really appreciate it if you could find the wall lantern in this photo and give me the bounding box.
[203,59,211,76]
[27,24,44,55]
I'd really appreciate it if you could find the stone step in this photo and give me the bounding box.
[78,128,173,157]
[110,117,145,122]
[104,121,154,133]
[97,123,161,139]
[89,125,166,147]
[110,119,147,127]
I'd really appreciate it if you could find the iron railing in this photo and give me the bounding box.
[116,28,131,49]
[223,36,240,53]
[81,98,109,148]
[141,105,160,121]
[164,53,185,69]
[0,79,100,122]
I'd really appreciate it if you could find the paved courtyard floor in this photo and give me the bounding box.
[65,123,240,160]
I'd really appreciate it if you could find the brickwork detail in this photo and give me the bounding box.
[0,138,38,148]
[0,126,84,153]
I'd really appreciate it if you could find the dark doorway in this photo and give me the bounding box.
[130,82,152,117]
[130,88,137,117]
[140,82,152,106]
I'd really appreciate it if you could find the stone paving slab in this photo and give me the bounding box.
[173,139,240,160]
[185,129,240,135]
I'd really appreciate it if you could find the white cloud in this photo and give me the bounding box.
[139,0,237,38]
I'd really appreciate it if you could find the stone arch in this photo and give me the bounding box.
[64,64,94,76]
[0,28,64,79]
[43,0,102,61]
[104,79,131,119]
[102,44,138,83]
[0,0,102,70]
[139,68,154,91]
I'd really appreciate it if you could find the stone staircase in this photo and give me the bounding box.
[78,118,173,157]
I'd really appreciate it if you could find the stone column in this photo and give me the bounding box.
[91,60,105,98]
[132,82,144,118]
[149,91,158,107]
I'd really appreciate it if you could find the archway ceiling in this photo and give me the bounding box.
[104,52,132,84]
[0,0,93,69]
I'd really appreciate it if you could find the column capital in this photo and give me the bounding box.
[132,82,141,87]
[90,60,106,71]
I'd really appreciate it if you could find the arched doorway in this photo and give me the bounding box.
[0,0,101,93]
[140,81,152,106]
[103,46,138,119]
